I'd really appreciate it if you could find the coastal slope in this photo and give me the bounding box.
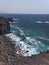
[0,35,49,65]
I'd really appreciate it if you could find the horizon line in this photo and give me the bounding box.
[0,13,49,15]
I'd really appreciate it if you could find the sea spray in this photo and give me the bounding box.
[6,33,48,57]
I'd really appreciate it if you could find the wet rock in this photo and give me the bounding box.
[46,50,49,53]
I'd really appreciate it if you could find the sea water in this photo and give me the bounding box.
[1,14,49,56]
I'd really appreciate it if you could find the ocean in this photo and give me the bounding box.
[1,14,49,56]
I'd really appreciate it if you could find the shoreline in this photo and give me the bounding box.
[0,16,49,65]
[0,35,49,65]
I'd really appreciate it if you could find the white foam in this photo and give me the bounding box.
[37,21,49,23]
[5,32,48,57]
[10,25,25,36]
[6,33,40,56]
[44,21,49,23]
[38,36,49,41]
[22,48,37,57]
[26,37,40,45]
[37,21,43,23]
[12,18,19,21]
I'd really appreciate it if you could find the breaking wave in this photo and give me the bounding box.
[37,21,49,23]
[37,21,43,23]
[38,36,49,41]
[6,32,49,57]
[5,24,49,57]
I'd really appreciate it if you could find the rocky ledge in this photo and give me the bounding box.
[0,17,13,35]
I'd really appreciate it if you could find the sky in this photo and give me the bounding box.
[0,0,49,14]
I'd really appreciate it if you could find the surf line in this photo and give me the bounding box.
[38,36,49,41]
[10,25,38,44]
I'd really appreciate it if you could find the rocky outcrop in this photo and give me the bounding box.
[0,17,12,35]
[0,36,16,65]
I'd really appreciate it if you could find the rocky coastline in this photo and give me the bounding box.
[0,17,49,65]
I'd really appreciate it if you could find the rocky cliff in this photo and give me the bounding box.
[0,17,12,35]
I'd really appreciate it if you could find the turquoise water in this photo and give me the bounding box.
[1,14,49,56]
[9,21,49,56]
